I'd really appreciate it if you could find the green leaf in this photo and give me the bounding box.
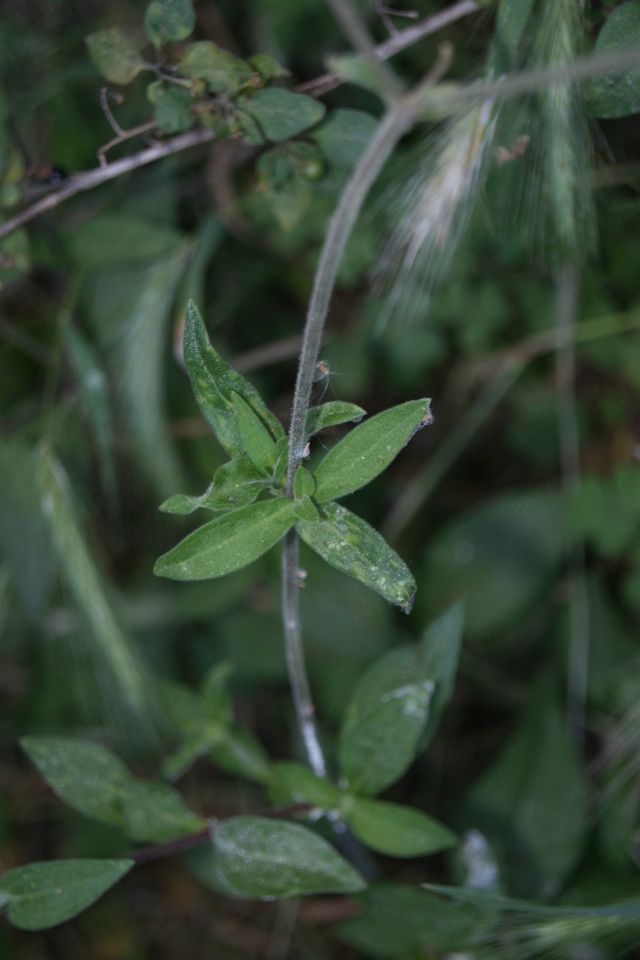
[207,727,272,784]
[326,54,386,97]
[248,53,290,82]
[147,81,194,134]
[210,816,365,898]
[271,762,343,809]
[488,0,536,73]
[230,393,278,473]
[161,458,267,515]
[293,466,315,499]
[144,0,196,47]
[21,737,206,841]
[239,88,326,142]
[313,399,431,503]
[66,214,183,267]
[305,401,366,438]
[0,859,134,931]
[86,28,144,85]
[589,1,640,118]
[297,502,416,612]
[155,498,296,580]
[351,605,464,749]
[461,679,588,896]
[339,679,434,796]
[346,797,457,858]
[21,736,130,828]
[336,884,490,958]
[183,301,284,457]
[178,41,253,95]
[119,780,205,842]
[570,467,640,557]
[256,146,314,230]
[421,489,565,638]
[310,109,377,170]
[160,672,271,783]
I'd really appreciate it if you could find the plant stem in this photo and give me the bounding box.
[281,103,416,779]
[555,264,589,741]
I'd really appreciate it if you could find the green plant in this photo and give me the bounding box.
[3,0,640,956]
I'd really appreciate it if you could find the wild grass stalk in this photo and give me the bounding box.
[37,450,155,727]
[375,94,498,325]
[531,0,594,260]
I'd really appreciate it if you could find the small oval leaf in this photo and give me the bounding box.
[347,798,457,858]
[0,859,133,931]
[155,498,296,580]
[145,0,196,47]
[313,399,431,503]
[239,88,326,142]
[211,816,365,898]
[179,41,253,95]
[86,28,144,85]
[297,502,416,612]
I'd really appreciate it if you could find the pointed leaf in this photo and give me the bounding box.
[86,28,144,85]
[297,502,416,612]
[210,816,365,898]
[119,780,206,841]
[461,680,588,896]
[21,737,205,841]
[346,797,457,858]
[161,458,267,515]
[337,884,490,958]
[155,498,296,581]
[272,762,343,809]
[239,88,326,142]
[339,680,434,796]
[313,399,431,503]
[230,393,277,473]
[183,301,284,457]
[21,736,130,828]
[348,605,464,749]
[0,859,133,931]
[145,0,196,47]
[305,401,366,439]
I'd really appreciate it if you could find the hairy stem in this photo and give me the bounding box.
[281,101,416,777]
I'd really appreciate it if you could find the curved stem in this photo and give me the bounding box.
[281,101,416,778]
[285,104,415,494]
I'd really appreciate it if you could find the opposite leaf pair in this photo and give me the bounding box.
[155,302,431,613]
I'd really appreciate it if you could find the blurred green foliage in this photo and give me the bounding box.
[2,0,640,957]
